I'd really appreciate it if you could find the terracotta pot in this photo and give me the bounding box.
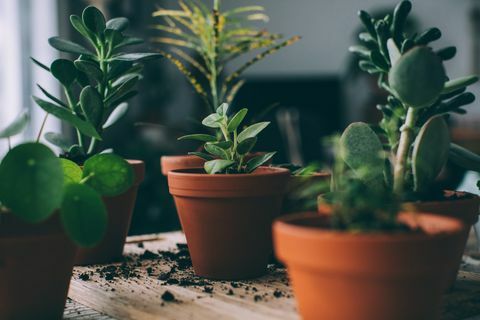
[160,152,271,176]
[274,211,463,320]
[75,160,145,265]
[168,166,290,280]
[404,190,480,288]
[0,215,77,320]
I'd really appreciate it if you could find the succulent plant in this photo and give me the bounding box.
[152,0,300,113]
[179,103,275,174]
[344,0,480,199]
[32,6,160,163]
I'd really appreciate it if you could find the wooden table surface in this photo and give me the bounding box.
[65,231,480,320]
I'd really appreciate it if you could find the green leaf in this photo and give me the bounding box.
[70,14,94,42]
[415,27,442,45]
[0,110,29,138]
[60,183,107,247]
[449,143,480,172]
[37,84,68,108]
[246,152,276,173]
[442,75,479,95]
[74,60,103,82]
[82,6,106,34]
[60,158,83,184]
[211,141,233,150]
[115,37,144,49]
[178,134,217,142]
[44,132,72,152]
[30,57,50,71]
[106,17,129,31]
[0,143,64,223]
[33,96,101,140]
[111,73,140,87]
[216,103,229,116]
[237,137,257,155]
[83,154,133,196]
[237,122,269,143]
[51,59,78,88]
[105,29,124,48]
[202,113,223,128]
[111,53,161,62]
[204,159,235,174]
[105,77,138,106]
[80,86,103,127]
[188,152,214,161]
[48,36,92,55]
[227,108,248,132]
[103,103,129,129]
[204,143,228,158]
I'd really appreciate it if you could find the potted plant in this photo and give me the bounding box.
[0,113,131,319]
[274,147,464,320]
[153,0,300,174]
[340,0,480,287]
[168,103,290,279]
[31,6,159,264]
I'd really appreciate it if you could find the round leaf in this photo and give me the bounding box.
[60,158,83,185]
[106,17,129,32]
[74,60,103,82]
[60,183,107,247]
[48,37,92,56]
[0,143,64,223]
[80,86,103,127]
[51,59,78,88]
[82,6,106,34]
[83,154,133,196]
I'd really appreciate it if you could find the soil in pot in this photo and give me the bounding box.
[75,160,145,265]
[0,214,77,320]
[168,166,290,280]
[274,212,463,320]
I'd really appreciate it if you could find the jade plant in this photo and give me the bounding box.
[178,103,275,174]
[152,0,300,113]
[32,6,160,163]
[344,0,480,199]
[0,113,132,247]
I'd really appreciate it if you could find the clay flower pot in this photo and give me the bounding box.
[0,215,77,319]
[168,166,290,280]
[75,160,145,265]
[274,212,463,320]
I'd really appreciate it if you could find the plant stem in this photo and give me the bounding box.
[65,88,84,149]
[36,113,49,143]
[7,137,11,150]
[393,107,417,195]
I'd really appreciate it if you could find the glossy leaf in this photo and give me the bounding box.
[82,6,106,34]
[83,154,133,196]
[216,103,229,116]
[115,37,144,49]
[442,75,479,95]
[106,17,129,31]
[60,158,83,184]
[449,143,480,172]
[202,113,223,128]
[178,134,217,142]
[48,36,92,55]
[70,14,94,42]
[188,152,214,161]
[237,122,269,143]
[74,60,103,82]
[103,102,129,129]
[0,110,29,138]
[111,53,161,62]
[51,59,78,88]
[80,86,103,127]
[204,143,228,158]
[227,108,248,132]
[37,84,67,108]
[105,77,138,106]
[237,137,257,155]
[204,159,235,174]
[246,152,276,173]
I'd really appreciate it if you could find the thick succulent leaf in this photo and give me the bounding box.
[449,143,480,172]
[33,96,101,140]
[227,108,248,132]
[111,53,161,62]
[74,60,103,82]
[246,152,276,173]
[82,6,106,34]
[105,29,124,47]
[115,37,144,49]
[188,152,214,161]
[204,159,235,174]
[80,86,103,127]
[106,17,129,31]
[202,113,223,128]
[60,158,83,184]
[391,1,412,45]
[0,143,63,223]
[44,132,71,152]
[389,46,446,108]
[51,59,78,88]
[436,46,457,61]
[0,110,29,138]
[237,122,269,143]
[415,28,441,45]
[48,36,92,55]
[412,115,450,192]
[237,137,257,155]
[103,103,129,129]
[83,154,133,196]
[387,39,401,66]
[442,75,479,95]
[112,73,141,87]
[60,183,107,247]
[178,134,217,142]
[70,15,94,42]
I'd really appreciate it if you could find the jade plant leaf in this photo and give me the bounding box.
[74,60,103,82]
[0,110,29,138]
[60,158,83,184]
[442,75,479,95]
[48,36,92,56]
[412,115,450,192]
[70,15,94,41]
[82,6,106,34]
[80,86,103,127]
[449,143,480,172]
[60,183,107,247]
[389,46,446,108]
[204,159,235,174]
[103,103,129,129]
[0,143,64,223]
[246,152,276,173]
[111,53,162,62]
[106,17,129,31]
[82,154,133,196]
[51,59,78,88]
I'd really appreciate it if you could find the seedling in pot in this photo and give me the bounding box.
[179,103,275,174]
[31,6,160,163]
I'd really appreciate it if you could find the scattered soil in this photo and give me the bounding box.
[161,290,175,302]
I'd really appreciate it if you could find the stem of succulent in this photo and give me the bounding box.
[65,88,84,149]
[393,107,418,194]
[36,113,49,143]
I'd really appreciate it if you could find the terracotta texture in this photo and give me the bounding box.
[274,212,463,320]
[0,215,77,320]
[168,167,290,280]
[75,160,145,265]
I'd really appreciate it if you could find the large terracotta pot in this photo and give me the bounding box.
[168,167,290,280]
[75,160,145,265]
[0,215,77,320]
[274,212,463,320]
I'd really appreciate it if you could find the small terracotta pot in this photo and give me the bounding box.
[404,191,480,288]
[75,160,145,265]
[0,215,77,320]
[274,212,463,320]
[168,167,290,280]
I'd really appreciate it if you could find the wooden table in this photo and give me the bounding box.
[65,231,480,320]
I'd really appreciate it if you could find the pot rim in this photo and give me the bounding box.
[274,211,463,243]
[168,166,290,178]
[404,190,480,206]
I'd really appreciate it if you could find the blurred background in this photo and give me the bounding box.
[1,0,480,234]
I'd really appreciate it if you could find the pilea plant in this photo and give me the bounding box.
[178,103,275,174]
[344,0,480,199]
[0,113,132,247]
[152,0,300,113]
[32,6,160,163]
